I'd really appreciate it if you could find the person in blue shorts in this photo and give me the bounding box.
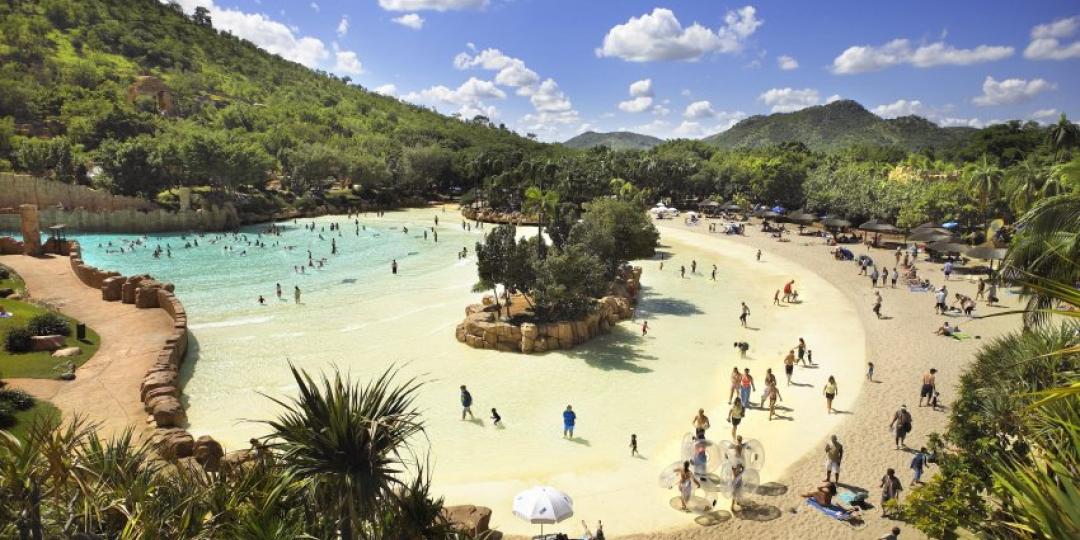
[563,405,577,439]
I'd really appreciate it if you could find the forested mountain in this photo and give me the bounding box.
[704,100,976,152]
[0,0,546,206]
[562,131,663,151]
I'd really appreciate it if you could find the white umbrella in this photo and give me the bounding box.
[512,486,574,535]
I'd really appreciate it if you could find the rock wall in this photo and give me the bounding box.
[0,173,156,212]
[455,266,642,353]
[65,241,204,460]
[460,206,538,225]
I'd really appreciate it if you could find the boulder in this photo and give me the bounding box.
[442,505,492,537]
[51,346,81,358]
[141,370,178,401]
[135,287,160,308]
[151,396,186,427]
[101,276,124,301]
[193,435,225,471]
[455,324,467,343]
[155,428,194,459]
[521,322,538,339]
[142,385,177,407]
[30,335,66,352]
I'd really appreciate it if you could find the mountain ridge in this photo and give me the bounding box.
[561,130,664,150]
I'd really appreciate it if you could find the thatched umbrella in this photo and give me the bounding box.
[699,200,721,208]
[927,240,968,254]
[762,210,784,219]
[908,230,955,243]
[821,217,851,229]
[859,220,900,234]
[965,245,1008,261]
[721,202,743,211]
[912,221,943,231]
[786,212,818,225]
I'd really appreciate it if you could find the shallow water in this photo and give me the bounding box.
[59,208,865,534]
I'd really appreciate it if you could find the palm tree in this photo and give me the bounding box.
[965,155,1004,224]
[523,184,559,259]
[1006,157,1048,216]
[1003,191,1080,327]
[1048,112,1080,154]
[262,365,425,540]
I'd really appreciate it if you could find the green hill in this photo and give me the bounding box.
[0,0,542,204]
[562,131,663,151]
[703,100,975,152]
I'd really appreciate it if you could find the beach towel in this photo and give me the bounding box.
[837,491,867,505]
[806,498,852,520]
[950,332,973,340]
[0,312,12,318]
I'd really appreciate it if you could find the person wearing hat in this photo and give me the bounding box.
[889,405,913,449]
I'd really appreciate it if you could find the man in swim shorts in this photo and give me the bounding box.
[825,435,844,483]
[460,385,474,420]
[918,369,937,407]
[784,350,796,385]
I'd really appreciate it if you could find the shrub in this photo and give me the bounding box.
[0,401,14,429]
[0,266,10,279]
[3,327,33,353]
[0,388,35,411]
[27,312,71,336]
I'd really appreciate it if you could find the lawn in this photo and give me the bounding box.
[6,399,61,442]
[1,265,101,379]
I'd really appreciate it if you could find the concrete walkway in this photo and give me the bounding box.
[1,254,174,439]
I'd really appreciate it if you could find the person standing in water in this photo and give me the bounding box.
[460,385,474,420]
[293,286,301,304]
[391,259,398,275]
[276,283,282,299]
[563,405,577,439]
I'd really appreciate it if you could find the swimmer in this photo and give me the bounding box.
[258,295,265,305]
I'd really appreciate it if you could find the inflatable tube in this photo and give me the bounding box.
[657,461,686,489]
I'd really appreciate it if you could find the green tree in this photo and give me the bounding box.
[522,185,559,258]
[474,225,534,316]
[569,198,658,278]
[1048,112,1080,154]
[964,155,1004,222]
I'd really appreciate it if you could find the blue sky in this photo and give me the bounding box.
[171,1,1080,141]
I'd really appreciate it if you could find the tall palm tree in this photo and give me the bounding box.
[1048,112,1080,154]
[1003,191,1080,327]
[523,184,559,259]
[1006,157,1049,216]
[965,155,1004,224]
[262,365,424,540]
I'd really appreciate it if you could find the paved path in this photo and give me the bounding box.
[2,254,174,439]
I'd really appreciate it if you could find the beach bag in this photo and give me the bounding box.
[838,490,867,505]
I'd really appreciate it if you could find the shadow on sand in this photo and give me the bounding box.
[636,287,704,317]
[563,327,658,373]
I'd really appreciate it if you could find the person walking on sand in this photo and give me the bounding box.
[934,287,947,314]
[910,447,930,485]
[880,468,903,517]
[774,290,781,305]
[783,280,795,302]
[975,278,986,301]
[867,361,875,382]
[739,302,750,327]
[943,260,953,281]
[739,368,756,407]
[919,369,937,407]
[890,405,913,449]
[727,398,745,439]
[824,376,838,414]
[873,291,884,319]
[630,434,638,456]
[691,260,697,274]
[490,407,502,427]
[563,405,577,439]
[641,320,648,336]
[675,461,701,512]
[825,435,844,482]
[756,249,761,262]
[879,526,902,540]
[692,408,711,439]
[728,367,741,404]
[711,265,717,280]
[460,385,474,420]
[987,281,999,306]
[891,267,899,288]
[871,266,880,288]
[293,286,301,304]
[765,379,782,420]
[784,350,796,386]
[680,265,686,278]
[797,338,809,365]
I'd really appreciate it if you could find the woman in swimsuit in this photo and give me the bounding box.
[824,376,838,414]
[728,367,740,404]
[676,461,701,511]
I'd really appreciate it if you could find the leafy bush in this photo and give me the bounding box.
[0,388,35,411]
[3,327,33,353]
[27,312,71,336]
[0,266,10,279]
[0,401,15,429]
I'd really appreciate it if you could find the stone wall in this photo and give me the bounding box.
[0,174,238,232]
[460,206,538,225]
[455,266,642,353]
[65,241,204,460]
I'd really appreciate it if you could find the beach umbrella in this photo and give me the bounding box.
[858,220,900,234]
[786,212,817,225]
[721,202,743,211]
[512,486,573,535]
[965,245,1008,261]
[821,217,852,229]
[941,222,960,229]
[928,240,968,254]
[912,221,942,230]
[762,210,783,219]
[908,230,955,243]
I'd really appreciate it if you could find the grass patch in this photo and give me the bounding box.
[1,267,101,379]
[6,399,61,443]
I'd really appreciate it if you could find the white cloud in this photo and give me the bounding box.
[712,110,748,131]
[872,99,926,118]
[673,121,704,137]
[680,88,692,97]
[1025,16,1080,60]
[336,16,349,37]
[403,77,505,118]
[392,13,425,30]
[1032,108,1059,121]
[454,48,540,91]
[653,104,671,116]
[777,54,798,70]
[378,0,487,11]
[825,94,842,104]
[619,79,655,113]
[684,100,716,119]
[937,117,985,128]
[373,84,397,96]
[972,76,1055,106]
[596,6,762,62]
[832,38,1013,74]
[576,123,593,135]
[332,43,363,75]
[530,79,572,113]
[759,87,821,113]
[310,2,319,13]
[164,1,368,74]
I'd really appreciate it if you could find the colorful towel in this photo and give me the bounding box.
[951,332,972,340]
[806,498,852,520]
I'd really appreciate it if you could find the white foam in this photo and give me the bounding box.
[189,316,273,330]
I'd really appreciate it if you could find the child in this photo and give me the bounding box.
[867,361,875,382]
[806,350,813,365]
[930,391,941,411]
[490,408,502,427]
[629,434,638,457]
[641,321,649,336]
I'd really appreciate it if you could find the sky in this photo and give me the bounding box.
[168,1,1080,142]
